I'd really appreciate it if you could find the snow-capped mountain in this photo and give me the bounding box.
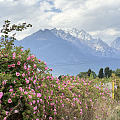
[111,37,120,50]
[65,28,92,41]
[15,28,96,62]
[65,28,118,57]
[14,28,120,75]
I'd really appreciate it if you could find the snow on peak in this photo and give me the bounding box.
[51,28,77,42]
[111,37,120,50]
[50,28,117,57]
[65,28,93,41]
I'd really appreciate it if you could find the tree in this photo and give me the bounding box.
[104,67,112,78]
[108,69,112,78]
[78,72,88,78]
[115,69,120,77]
[98,68,104,78]
[104,67,109,78]
[87,69,92,77]
[90,71,97,79]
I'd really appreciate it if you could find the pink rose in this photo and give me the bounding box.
[9,89,13,92]
[34,106,37,111]
[19,55,21,58]
[27,56,31,60]
[54,112,57,115]
[22,73,25,77]
[39,59,41,62]
[49,117,53,120]
[31,55,35,58]
[6,111,9,115]
[11,64,15,67]
[17,61,21,65]
[8,98,12,103]
[28,95,32,99]
[33,80,36,84]
[37,93,41,98]
[16,72,20,76]
[12,52,16,59]
[24,91,28,95]
[19,87,23,92]
[40,99,42,102]
[33,64,36,68]
[24,65,27,70]
[33,100,36,104]
[45,67,48,70]
[2,80,7,85]
[4,117,7,120]
[0,92,3,99]
[21,49,23,52]
[8,65,11,68]
[14,110,19,113]
[26,79,29,84]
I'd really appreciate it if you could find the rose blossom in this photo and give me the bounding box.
[16,72,20,76]
[37,93,41,98]
[9,89,13,92]
[17,61,21,65]
[12,52,16,59]
[34,106,37,111]
[8,98,12,103]
[22,73,25,77]
[0,92,3,99]
[45,67,48,70]
[11,64,15,67]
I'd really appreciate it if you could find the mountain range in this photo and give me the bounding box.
[111,37,120,51]
[14,28,120,76]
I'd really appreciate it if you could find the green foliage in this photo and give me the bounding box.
[78,72,88,78]
[0,20,56,120]
[87,69,92,77]
[115,69,120,77]
[90,71,97,79]
[104,67,112,78]
[98,68,104,78]
[115,87,120,102]
[78,69,96,79]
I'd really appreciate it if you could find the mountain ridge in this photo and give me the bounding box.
[14,28,120,75]
[111,37,120,50]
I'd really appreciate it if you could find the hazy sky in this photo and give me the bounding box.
[0,0,120,44]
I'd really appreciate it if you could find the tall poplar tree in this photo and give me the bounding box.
[98,68,104,78]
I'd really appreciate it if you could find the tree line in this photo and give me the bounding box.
[77,67,120,79]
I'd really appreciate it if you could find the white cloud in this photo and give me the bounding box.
[39,1,53,11]
[0,0,120,43]
[0,0,55,39]
[89,28,120,44]
[105,29,120,36]
[51,0,120,31]
[21,0,39,6]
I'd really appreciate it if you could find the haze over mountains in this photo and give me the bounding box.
[14,28,120,76]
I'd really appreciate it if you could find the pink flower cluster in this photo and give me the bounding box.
[12,52,16,59]
[37,93,41,98]
[0,92,3,99]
